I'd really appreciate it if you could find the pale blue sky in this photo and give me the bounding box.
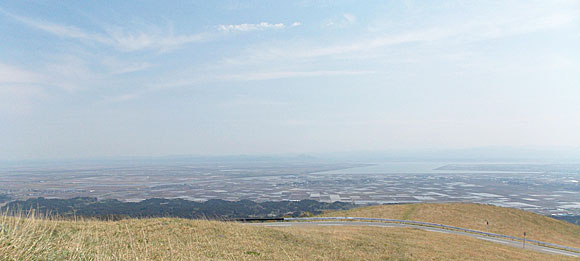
[1,0,579,160]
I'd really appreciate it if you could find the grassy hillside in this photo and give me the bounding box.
[0,212,575,260]
[323,203,580,249]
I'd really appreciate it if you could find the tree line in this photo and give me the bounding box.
[2,197,354,220]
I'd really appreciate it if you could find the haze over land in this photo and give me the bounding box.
[1,0,579,161]
[3,2,580,260]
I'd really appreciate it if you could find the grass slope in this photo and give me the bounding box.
[0,211,575,260]
[323,203,580,249]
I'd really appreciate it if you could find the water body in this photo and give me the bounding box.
[315,162,445,174]
[315,162,545,175]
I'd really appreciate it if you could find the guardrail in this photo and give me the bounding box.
[283,217,580,253]
[228,218,284,222]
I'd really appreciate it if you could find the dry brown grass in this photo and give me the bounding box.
[323,202,580,249]
[270,225,575,260]
[0,210,575,260]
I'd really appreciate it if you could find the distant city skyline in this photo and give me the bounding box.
[1,1,579,160]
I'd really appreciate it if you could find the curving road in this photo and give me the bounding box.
[249,221,580,258]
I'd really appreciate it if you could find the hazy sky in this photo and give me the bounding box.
[1,0,579,160]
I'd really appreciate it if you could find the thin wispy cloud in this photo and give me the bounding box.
[222,70,375,81]
[0,63,42,85]
[217,22,286,32]
[104,69,374,103]
[42,56,104,91]
[231,5,578,65]
[0,63,47,114]
[325,13,357,28]
[105,27,211,52]
[3,9,302,52]
[104,92,143,103]
[221,96,288,108]
[0,84,46,114]
[0,58,98,96]
[1,1,579,159]
[106,61,152,75]
[1,10,210,52]
[343,14,356,24]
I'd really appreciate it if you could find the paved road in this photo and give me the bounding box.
[250,221,580,258]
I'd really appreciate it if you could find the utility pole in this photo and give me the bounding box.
[523,232,526,248]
